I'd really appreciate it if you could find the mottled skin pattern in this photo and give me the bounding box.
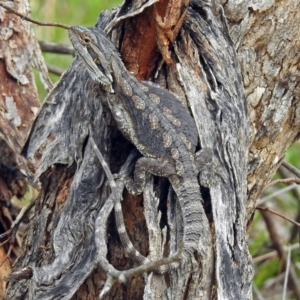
[69,26,209,269]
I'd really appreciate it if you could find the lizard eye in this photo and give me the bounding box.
[82,37,91,43]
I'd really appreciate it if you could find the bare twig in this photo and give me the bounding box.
[46,64,65,76]
[282,161,300,179]
[282,245,292,300]
[278,166,300,242]
[0,237,11,247]
[39,41,74,55]
[252,283,266,300]
[0,3,70,29]
[0,199,35,269]
[0,243,12,268]
[259,184,298,204]
[0,4,73,78]
[256,206,300,227]
[0,200,35,241]
[260,211,300,299]
[265,178,300,189]
[253,243,300,263]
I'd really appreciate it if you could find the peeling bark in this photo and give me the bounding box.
[0,0,50,199]
[223,0,300,219]
[0,0,50,296]
[2,0,300,299]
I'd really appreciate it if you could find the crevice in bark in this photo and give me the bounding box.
[3,0,300,299]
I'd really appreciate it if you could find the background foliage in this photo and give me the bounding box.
[29,1,300,299]
[31,0,120,98]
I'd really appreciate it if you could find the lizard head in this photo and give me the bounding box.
[69,26,113,92]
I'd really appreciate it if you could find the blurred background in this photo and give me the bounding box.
[21,1,300,299]
[31,0,121,98]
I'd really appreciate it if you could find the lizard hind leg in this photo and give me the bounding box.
[117,156,185,274]
[115,189,198,275]
[122,157,177,195]
[121,152,212,274]
[114,194,182,274]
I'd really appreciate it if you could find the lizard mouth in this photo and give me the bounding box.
[78,46,112,87]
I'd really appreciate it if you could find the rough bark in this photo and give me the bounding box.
[0,0,49,296]
[223,0,300,219]
[2,0,300,299]
[0,0,40,203]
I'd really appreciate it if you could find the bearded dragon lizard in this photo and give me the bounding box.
[68,26,211,271]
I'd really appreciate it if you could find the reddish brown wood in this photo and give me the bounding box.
[0,2,42,293]
[120,7,159,79]
[120,0,188,78]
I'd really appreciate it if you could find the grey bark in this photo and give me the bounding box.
[223,0,300,216]
[3,0,300,299]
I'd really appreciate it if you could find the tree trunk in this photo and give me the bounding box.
[0,0,50,297]
[3,0,300,299]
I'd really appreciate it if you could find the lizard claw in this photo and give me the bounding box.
[112,173,127,182]
[102,173,127,190]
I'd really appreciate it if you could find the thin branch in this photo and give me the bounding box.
[256,206,300,227]
[265,178,300,189]
[46,64,65,76]
[282,245,292,300]
[278,166,300,242]
[0,200,35,241]
[253,243,300,263]
[282,161,300,179]
[0,3,70,29]
[0,237,11,247]
[0,243,12,268]
[252,283,266,300]
[39,41,74,55]
[260,211,300,299]
[259,183,298,204]
[260,161,300,204]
